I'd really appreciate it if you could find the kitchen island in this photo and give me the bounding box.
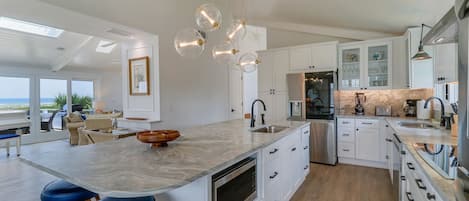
[20,119,310,200]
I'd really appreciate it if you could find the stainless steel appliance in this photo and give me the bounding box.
[403,99,419,117]
[375,105,392,116]
[212,157,257,201]
[354,92,366,115]
[287,71,337,165]
[424,2,469,200]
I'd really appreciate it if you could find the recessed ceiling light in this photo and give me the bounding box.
[0,17,64,38]
[96,40,117,54]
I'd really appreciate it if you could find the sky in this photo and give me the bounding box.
[0,76,93,99]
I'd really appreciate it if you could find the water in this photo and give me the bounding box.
[0,98,55,105]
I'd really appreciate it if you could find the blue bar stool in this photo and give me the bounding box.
[41,180,99,201]
[102,196,155,201]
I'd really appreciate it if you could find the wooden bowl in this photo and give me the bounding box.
[136,130,180,148]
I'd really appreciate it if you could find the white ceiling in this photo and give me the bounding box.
[0,26,121,71]
[242,0,454,34]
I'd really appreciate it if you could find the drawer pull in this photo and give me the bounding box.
[342,133,350,137]
[401,176,406,181]
[361,122,373,125]
[269,148,279,154]
[291,147,297,152]
[269,171,278,179]
[342,149,350,152]
[304,131,309,134]
[304,165,308,170]
[385,155,389,160]
[342,121,350,124]
[304,146,309,150]
[415,179,426,190]
[407,163,415,170]
[385,138,392,142]
[406,192,414,201]
[426,192,436,200]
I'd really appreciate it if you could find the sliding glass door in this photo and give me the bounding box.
[71,80,95,114]
[39,79,67,133]
[0,76,31,134]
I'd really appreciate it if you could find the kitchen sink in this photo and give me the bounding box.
[398,122,435,129]
[251,125,288,133]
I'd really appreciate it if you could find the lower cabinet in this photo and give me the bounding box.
[263,125,310,201]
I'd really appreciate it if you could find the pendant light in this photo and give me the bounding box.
[226,19,247,42]
[412,24,432,61]
[212,42,239,64]
[238,53,260,73]
[174,28,206,58]
[195,4,222,32]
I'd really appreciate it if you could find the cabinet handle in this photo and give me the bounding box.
[407,163,415,170]
[364,88,368,90]
[269,171,278,179]
[385,155,389,160]
[342,133,350,137]
[415,179,427,190]
[304,146,309,150]
[401,176,406,181]
[342,121,350,124]
[356,128,359,131]
[342,149,350,152]
[304,131,309,134]
[406,192,414,201]
[426,192,436,200]
[304,165,308,170]
[385,125,389,127]
[361,122,373,125]
[401,151,406,155]
[269,148,279,154]
[312,66,315,68]
[291,147,297,152]
[385,139,392,142]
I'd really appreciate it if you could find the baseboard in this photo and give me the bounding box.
[338,157,387,169]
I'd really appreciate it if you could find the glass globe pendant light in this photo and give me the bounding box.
[174,28,206,58]
[226,19,247,42]
[238,52,260,73]
[212,42,239,64]
[195,4,222,32]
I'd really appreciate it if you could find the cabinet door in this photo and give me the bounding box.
[264,162,282,201]
[273,50,290,92]
[272,91,288,122]
[365,42,392,89]
[393,37,410,89]
[290,46,312,71]
[355,127,380,161]
[339,46,362,90]
[311,43,337,71]
[258,52,274,93]
[434,43,458,83]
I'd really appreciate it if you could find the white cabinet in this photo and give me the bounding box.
[258,52,274,93]
[339,40,392,90]
[337,117,386,168]
[301,126,310,176]
[289,41,338,72]
[263,126,309,201]
[434,43,458,83]
[406,27,434,89]
[384,124,394,182]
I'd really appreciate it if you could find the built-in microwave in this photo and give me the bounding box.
[212,157,257,201]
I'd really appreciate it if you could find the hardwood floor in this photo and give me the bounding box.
[291,163,394,201]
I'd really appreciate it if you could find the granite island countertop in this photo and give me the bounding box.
[386,118,457,201]
[20,119,310,198]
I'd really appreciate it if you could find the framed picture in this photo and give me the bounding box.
[129,56,150,95]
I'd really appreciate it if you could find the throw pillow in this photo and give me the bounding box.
[69,112,84,123]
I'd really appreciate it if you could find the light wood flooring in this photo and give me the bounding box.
[291,163,394,201]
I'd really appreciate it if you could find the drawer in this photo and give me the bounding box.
[302,137,310,153]
[264,141,281,163]
[301,126,310,136]
[337,127,355,143]
[337,118,355,128]
[356,119,380,129]
[338,142,355,158]
[302,133,310,149]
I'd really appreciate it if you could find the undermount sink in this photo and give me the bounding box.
[251,125,289,133]
[398,122,435,129]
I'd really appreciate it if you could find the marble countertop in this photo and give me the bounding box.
[386,118,457,201]
[20,119,309,198]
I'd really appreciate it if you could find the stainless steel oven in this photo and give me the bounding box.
[212,157,257,201]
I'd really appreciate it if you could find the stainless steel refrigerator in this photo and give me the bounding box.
[287,71,337,165]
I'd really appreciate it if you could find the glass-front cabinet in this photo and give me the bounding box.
[339,41,392,90]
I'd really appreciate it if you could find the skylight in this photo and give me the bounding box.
[96,40,117,54]
[0,17,64,38]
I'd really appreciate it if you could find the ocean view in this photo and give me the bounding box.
[0,98,55,105]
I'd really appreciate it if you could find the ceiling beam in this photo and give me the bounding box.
[50,36,93,72]
[250,20,397,41]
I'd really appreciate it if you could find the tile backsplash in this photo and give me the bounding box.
[337,88,434,117]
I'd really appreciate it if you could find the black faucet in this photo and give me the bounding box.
[424,96,453,129]
[250,99,266,128]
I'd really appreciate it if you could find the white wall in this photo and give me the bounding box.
[235,25,267,114]
[97,71,123,111]
[267,27,355,49]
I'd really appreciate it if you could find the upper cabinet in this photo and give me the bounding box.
[339,40,392,90]
[434,43,458,84]
[289,41,338,72]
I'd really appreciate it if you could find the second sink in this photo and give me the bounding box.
[251,125,288,133]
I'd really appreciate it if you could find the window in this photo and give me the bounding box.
[0,76,30,134]
[40,79,67,132]
[0,17,64,38]
[72,80,95,114]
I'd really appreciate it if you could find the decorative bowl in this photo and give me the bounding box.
[136,130,180,148]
